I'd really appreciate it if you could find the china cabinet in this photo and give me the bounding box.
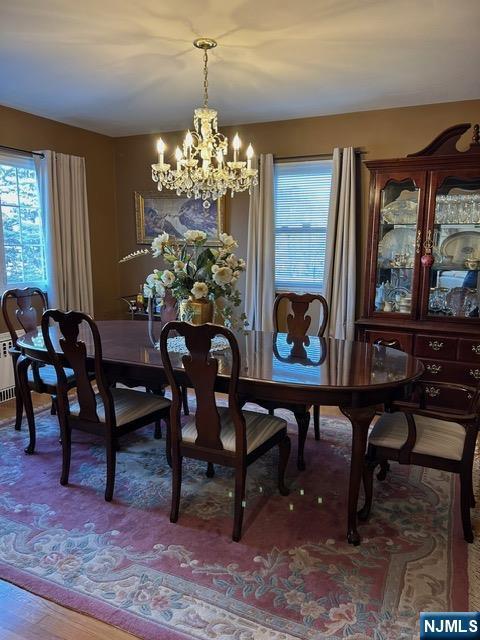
[357,123,480,409]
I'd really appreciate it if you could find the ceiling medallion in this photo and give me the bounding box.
[151,38,258,208]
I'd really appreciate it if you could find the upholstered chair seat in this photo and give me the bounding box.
[69,388,171,427]
[182,407,287,454]
[369,412,466,461]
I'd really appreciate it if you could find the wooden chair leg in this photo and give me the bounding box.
[165,415,172,468]
[154,419,162,439]
[50,398,57,415]
[181,386,189,416]
[14,374,23,430]
[377,460,390,481]
[268,408,274,416]
[471,477,476,508]
[206,462,215,478]
[105,436,117,502]
[278,436,290,496]
[460,470,474,543]
[294,409,310,471]
[232,463,247,542]
[59,415,71,487]
[170,454,183,523]
[16,356,35,454]
[313,405,320,441]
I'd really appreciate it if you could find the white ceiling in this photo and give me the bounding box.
[0,0,479,137]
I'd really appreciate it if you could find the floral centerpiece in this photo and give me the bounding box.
[141,230,247,328]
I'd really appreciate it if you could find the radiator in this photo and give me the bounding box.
[0,332,15,403]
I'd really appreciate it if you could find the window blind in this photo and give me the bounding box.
[274,159,333,293]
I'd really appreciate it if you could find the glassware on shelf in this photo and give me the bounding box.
[435,193,480,225]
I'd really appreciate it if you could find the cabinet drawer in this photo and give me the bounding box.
[421,358,480,385]
[420,358,451,382]
[458,339,480,363]
[414,335,457,359]
[365,330,413,353]
[415,382,475,410]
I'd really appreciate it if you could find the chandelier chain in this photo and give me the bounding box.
[203,49,209,107]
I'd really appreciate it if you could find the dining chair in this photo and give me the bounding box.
[42,309,171,501]
[258,292,328,470]
[1,287,79,452]
[359,380,480,542]
[160,321,291,542]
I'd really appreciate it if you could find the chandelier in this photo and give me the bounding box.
[151,38,258,208]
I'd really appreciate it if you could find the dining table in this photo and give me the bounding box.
[16,320,424,545]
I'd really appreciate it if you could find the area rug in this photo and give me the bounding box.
[0,401,469,640]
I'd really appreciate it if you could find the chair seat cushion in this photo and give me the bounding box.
[28,364,75,387]
[181,407,287,454]
[369,412,466,461]
[69,388,170,427]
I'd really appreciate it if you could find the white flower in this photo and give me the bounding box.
[191,282,209,300]
[211,264,220,274]
[184,229,207,243]
[151,232,169,256]
[174,260,185,272]
[233,270,241,278]
[237,258,246,269]
[230,276,237,285]
[143,284,153,298]
[226,253,239,268]
[146,273,156,287]
[213,266,233,286]
[219,233,238,249]
[160,270,175,287]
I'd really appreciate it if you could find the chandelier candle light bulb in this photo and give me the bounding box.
[150,38,258,208]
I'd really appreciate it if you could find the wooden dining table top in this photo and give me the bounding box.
[17,320,423,404]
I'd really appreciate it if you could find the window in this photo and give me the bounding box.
[274,158,333,293]
[0,153,47,289]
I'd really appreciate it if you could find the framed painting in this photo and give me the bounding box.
[135,191,225,245]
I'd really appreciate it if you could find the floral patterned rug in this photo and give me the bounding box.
[0,402,469,640]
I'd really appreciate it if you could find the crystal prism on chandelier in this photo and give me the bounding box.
[151,38,258,209]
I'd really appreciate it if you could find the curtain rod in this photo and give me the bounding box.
[0,144,45,158]
[275,149,367,161]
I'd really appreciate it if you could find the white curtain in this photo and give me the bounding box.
[34,151,94,315]
[324,147,357,340]
[245,154,275,332]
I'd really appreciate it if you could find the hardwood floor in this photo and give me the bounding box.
[0,392,341,639]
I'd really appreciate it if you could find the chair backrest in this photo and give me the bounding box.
[273,292,329,338]
[1,287,48,348]
[160,321,245,454]
[42,309,114,426]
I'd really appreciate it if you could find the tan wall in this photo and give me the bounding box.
[0,104,120,328]
[114,99,480,316]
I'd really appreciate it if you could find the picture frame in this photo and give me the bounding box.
[134,190,225,246]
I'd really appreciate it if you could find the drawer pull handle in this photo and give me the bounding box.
[472,345,480,355]
[426,364,442,375]
[428,340,444,351]
[469,369,480,380]
[425,386,440,398]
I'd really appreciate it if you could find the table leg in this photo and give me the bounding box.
[16,355,35,455]
[293,408,310,471]
[339,405,376,545]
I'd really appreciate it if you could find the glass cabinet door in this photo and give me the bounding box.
[426,172,480,319]
[373,175,424,315]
